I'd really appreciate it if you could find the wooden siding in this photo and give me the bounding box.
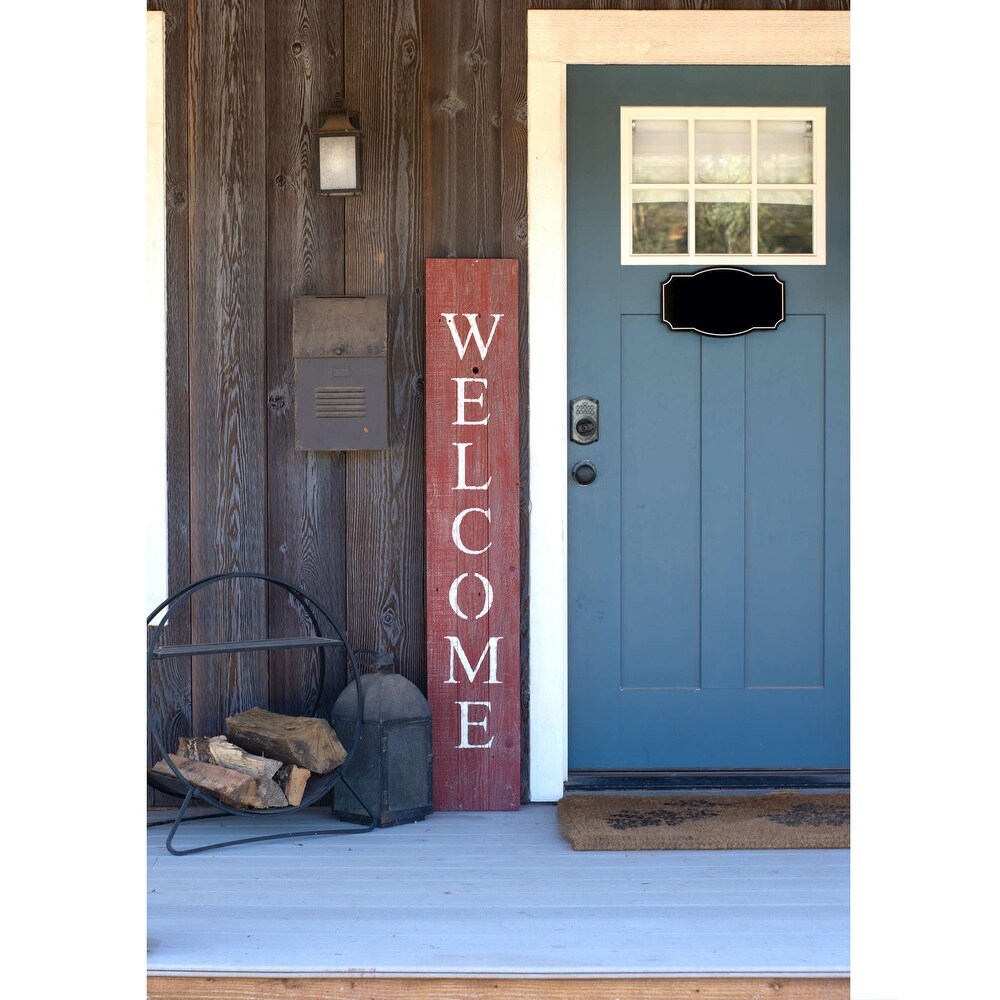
[148,0,192,806]
[343,0,425,693]
[264,1,348,719]
[149,1,849,802]
[186,0,269,740]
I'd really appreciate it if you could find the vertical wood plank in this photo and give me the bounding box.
[422,0,521,797]
[422,0,502,258]
[426,259,521,811]
[265,0,349,717]
[188,0,269,738]
[344,0,425,688]
[147,0,192,801]
[500,0,530,800]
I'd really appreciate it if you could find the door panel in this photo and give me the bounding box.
[567,65,849,770]
[620,315,700,690]
[745,317,826,690]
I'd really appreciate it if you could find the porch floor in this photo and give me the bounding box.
[147,802,848,979]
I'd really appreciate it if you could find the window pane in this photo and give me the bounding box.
[758,120,813,184]
[758,190,813,254]
[632,189,688,255]
[695,190,750,255]
[319,135,358,191]
[695,120,750,183]
[632,120,688,183]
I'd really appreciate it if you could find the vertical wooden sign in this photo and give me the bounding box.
[425,258,520,811]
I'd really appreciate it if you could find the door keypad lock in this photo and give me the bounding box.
[570,396,599,445]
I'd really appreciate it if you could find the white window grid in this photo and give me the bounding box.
[621,106,827,266]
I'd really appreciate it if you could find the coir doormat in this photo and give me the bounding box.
[557,791,850,850]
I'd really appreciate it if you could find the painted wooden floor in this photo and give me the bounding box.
[147,804,848,979]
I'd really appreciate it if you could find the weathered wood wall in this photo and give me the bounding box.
[147,0,848,804]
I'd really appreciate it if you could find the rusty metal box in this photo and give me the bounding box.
[292,296,388,451]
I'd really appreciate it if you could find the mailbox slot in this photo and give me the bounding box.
[292,296,388,451]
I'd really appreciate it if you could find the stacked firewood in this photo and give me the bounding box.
[150,707,347,809]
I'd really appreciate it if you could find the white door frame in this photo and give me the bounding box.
[525,9,850,801]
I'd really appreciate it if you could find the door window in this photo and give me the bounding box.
[622,107,825,265]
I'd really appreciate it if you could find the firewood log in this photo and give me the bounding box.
[152,754,258,808]
[252,777,289,808]
[225,707,347,774]
[177,735,282,780]
[153,754,288,809]
[275,764,311,807]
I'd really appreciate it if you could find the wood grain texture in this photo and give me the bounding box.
[422,0,502,259]
[225,706,347,773]
[152,754,260,808]
[421,0,530,800]
[188,0,269,737]
[344,0,426,687]
[147,0,192,806]
[276,763,311,805]
[425,259,521,810]
[177,735,283,779]
[153,755,287,810]
[147,977,850,1000]
[499,0,531,803]
[264,0,349,719]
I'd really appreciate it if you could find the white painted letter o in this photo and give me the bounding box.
[448,572,495,621]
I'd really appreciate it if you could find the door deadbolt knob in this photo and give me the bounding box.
[572,461,597,486]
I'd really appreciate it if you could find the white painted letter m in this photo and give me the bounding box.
[444,635,502,684]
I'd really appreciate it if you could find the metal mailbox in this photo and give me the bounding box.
[292,295,388,450]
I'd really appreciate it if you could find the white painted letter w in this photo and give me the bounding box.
[442,313,502,360]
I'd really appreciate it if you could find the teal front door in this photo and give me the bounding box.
[567,66,849,770]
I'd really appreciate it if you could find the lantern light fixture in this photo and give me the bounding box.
[330,652,433,827]
[315,101,362,196]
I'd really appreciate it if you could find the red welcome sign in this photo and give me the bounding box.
[425,259,520,811]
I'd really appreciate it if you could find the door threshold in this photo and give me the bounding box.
[565,769,850,792]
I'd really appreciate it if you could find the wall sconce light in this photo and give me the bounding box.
[315,101,362,196]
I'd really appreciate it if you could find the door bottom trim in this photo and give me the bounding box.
[565,769,849,791]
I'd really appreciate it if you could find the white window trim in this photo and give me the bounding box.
[621,106,827,266]
[526,9,849,802]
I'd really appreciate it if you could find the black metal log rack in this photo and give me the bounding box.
[147,571,376,855]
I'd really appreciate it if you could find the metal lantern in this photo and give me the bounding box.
[331,653,433,827]
[315,102,362,196]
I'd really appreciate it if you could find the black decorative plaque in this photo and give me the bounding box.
[660,267,785,337]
